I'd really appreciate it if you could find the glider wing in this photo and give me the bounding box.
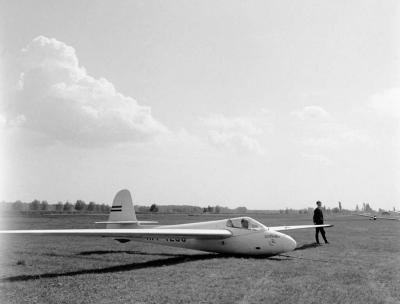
[268,224,333,231]
[0,228,232,240]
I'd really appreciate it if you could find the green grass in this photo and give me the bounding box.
[0,213,399,304]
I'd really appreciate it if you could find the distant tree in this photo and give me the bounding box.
[338,201,342,212]
[172,206,182,213]
[207,205,214,213]
[138,205,150,212]
[332,207,340,213]
[235,207,247,214]
[40,200,49,211]
[100,204,110,213]
[214,205,221,214]
[12,200,23,211]
[87,202,96,212]
[188,206,202,214]
[29,199,40,211]
[355,204,359,212]
[63,202,74,212]
[149,204,159,212]
[55,202,64,212]
[74,200,87,211]
[94,204,101,212]
[365,203,373,212]
[299,209,309,214]
[362,202,366,211]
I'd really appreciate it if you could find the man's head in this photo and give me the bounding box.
[316,201,322,207]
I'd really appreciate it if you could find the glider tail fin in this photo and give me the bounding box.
[109,189,137,223]
[106,189,137,228]
[95,189,158,228]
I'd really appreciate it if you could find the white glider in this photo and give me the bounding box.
[357,213,400,221]
[0,189,334,256]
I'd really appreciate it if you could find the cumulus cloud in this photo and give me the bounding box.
[369,87,400,119]
[300,153,333,166]
[291,105,371,149]
[200,114,266,154]
[5,36,168,146]
[291,105,332,122]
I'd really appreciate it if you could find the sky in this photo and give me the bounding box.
[0,0,399,210]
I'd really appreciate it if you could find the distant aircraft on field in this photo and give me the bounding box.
[0,189,334,256]
[380,209,400,216]
[357,213,400,221]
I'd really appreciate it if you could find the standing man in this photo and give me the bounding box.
[313,201,329,244]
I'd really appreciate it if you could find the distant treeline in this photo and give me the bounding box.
[137,204,249,214]
[8,200,111,213]
[3,201,249,214]
[0,200,369,215]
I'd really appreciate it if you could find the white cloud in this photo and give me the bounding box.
[0,113,6,129]
[301,153,333,166]
[291,105,332,122]
[292,105,371,149]
[201,114,263,136]
[5,36,168,146]
[200,114,266,154]
[369,87,400,120]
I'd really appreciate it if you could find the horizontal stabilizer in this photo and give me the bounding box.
[0,228,232,240]
[268,224,333,231]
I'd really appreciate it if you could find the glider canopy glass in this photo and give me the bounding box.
[226,218,264,230]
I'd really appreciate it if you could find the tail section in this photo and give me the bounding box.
[95,189,157,229]
[109,189,137,224]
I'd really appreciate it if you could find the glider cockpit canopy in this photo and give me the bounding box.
[226,217,265,231]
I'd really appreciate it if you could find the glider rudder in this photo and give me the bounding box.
[97,189,137,228]
[95,189,158,228]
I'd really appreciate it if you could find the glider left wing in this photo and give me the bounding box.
[0,228,232,240]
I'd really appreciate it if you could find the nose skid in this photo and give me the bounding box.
[282,234,297,252]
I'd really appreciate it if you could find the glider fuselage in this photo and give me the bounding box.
[112,217,297,256]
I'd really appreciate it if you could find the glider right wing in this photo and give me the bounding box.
[268,224,333,231]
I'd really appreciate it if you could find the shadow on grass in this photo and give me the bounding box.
[77,250,293,261]
[2,252,290,282]
[2,253,219,282]
[294,243,320,251]
[77,250,185,257]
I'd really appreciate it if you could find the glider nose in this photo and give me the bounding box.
[283,235,297,252]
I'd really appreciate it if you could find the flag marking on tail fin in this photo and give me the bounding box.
[111,205,122,212]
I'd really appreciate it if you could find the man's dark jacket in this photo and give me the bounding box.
[313,208,324,225]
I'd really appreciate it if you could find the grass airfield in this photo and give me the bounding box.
[0,213,399,304]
